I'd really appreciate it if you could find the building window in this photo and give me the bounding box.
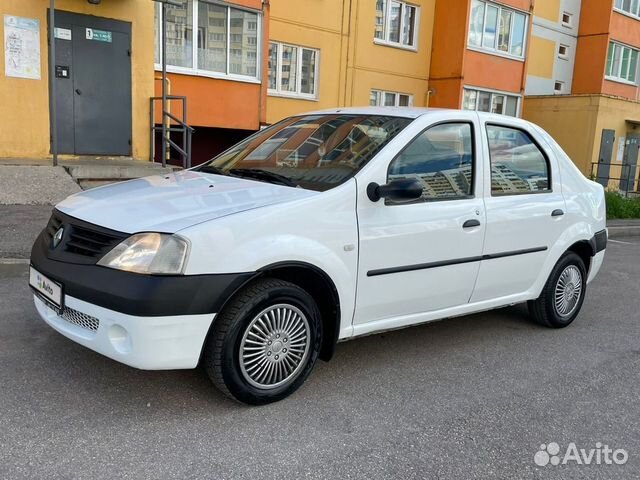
[155,0,261,80]
[463,87,519,116]
[606,41,639,84]
[370,89,413,107]
[468,0,527,58]
[388,123,474,203]
[558,44,569,59]
[487,125,550,195]
[554,81,564,93]
[561,12,572,26]
[614,0,640,18]
[268,42,319,98]
[374,0,420,49]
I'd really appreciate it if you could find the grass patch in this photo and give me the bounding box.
[606,191,640,219]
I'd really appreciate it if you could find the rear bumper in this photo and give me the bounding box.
[34,293,214,370]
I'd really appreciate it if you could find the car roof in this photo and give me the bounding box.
[298,106,452,119]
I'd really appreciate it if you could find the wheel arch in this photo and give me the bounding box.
[566,240,594,276]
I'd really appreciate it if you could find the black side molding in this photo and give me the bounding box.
[591,229,607,254]
[367,246,548,277]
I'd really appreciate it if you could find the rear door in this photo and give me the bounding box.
[470,118,566,303]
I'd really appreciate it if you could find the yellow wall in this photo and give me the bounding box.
[523,95,640,182]
[267,0,434,124]
[527,36,556,79]
[0,0,154,160]
[533,0,561,22]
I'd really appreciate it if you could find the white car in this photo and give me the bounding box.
[30,108,607,404]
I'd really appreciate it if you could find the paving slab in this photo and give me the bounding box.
[0,166,80,205]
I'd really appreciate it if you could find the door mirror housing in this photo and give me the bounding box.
[367,178,424,203]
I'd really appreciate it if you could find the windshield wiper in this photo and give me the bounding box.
[197,165,229,176]
[230,168,298,188]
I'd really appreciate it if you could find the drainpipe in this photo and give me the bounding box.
[49,0,58,166]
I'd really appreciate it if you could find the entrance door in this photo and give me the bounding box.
[52,11,131,155]
[596,129,615,187]
[621,134,640,192]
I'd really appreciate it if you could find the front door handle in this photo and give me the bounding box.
[75,88,82,95]
[551,209,564,217]
[463,219,481,228]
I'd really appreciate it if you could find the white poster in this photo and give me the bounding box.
[617,136,626,163]
[4,15,41,80]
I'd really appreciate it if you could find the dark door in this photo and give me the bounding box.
[621,134,640,192]
[52,11,131,155]
[597,129,615,187]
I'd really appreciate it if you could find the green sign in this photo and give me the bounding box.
[85,28,112,43]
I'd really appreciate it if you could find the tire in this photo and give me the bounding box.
[528,251,587,328]
[203,278,322,405]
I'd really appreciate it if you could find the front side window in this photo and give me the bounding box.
[374,0,419,48]
[387,123,474,203]
[155,0,260,80]
[487,125,550,195]
[197,114,412,192]
[606,41,639,84]
[370,89,413,107]
[268,42,319,98]
[468,0,527,58]
[463,88,519,116]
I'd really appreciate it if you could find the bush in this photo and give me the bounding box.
[605,191,640,219]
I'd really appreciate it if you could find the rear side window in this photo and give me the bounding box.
[387,123,474,203]
[486,125,550,195]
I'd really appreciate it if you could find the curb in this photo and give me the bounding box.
[608,226,640,238]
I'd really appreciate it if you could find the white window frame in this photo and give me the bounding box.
[614,0,640,20]
[467,0,529,61]
[558,44,569,60]
[561,11,572,27]
[154,0,262,84]
[462,86,521,117]
[554,80,564,94]
[373,0,421,52]
[605,41,640,85]
[370,89,414,107]
[268,41,320,100]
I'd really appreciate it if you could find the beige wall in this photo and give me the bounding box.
[523,94,640,183]
[0,0,154,159]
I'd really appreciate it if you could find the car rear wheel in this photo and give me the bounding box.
[528,251,587,328]
[203,278,322,405]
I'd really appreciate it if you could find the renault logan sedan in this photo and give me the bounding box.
[30,108,607,404]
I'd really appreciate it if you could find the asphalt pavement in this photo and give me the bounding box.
[0,238,639,479]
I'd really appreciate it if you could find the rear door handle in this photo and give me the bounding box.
[551,209,564,217]
[75,88,82,95]
[463,219,481,228]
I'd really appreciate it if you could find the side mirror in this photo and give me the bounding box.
[367,178,423,203]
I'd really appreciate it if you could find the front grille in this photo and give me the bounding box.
[60,306,100,332]
[44,210,127,264]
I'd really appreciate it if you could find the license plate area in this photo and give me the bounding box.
[29,266,64,312]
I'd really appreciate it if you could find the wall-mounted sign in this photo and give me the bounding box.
[617,136,626,163]
[85,28,112,43]
[4,15,41,80]
[54,27,72,41]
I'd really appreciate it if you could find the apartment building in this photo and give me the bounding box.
[266,0,434,124]
[523,0,640,189]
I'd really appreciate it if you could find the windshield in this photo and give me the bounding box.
[196,114,412,191]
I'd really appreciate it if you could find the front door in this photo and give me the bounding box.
[52,11,131,155]
[621,133,640,192]
[354,112,485,332]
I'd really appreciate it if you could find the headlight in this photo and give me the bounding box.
[97,233,189,275]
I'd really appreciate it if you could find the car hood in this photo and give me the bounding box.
[56,170,318,233]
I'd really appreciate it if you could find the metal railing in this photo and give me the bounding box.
[591,161,640,196]
[150,95,194,169]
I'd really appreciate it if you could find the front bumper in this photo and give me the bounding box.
[34,293,215,369]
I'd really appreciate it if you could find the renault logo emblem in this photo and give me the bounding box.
[52,227,64,249]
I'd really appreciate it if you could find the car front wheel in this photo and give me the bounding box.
[203,278,322,405]
[528,251,587,328]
